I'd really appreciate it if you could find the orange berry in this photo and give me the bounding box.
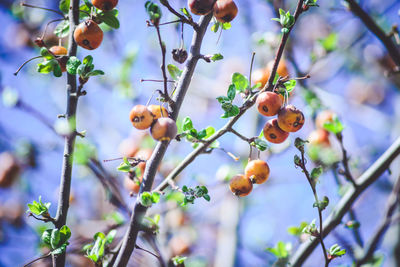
[150,118,178,141]
[245,160,270,184]
[129,105,154,130]
[213,0,238,23]
[277,105,305,132]
[315,110,336,129]
[49,46,67,56]
[148,105,169,119]
[308,129,330,147]
[188,0,215,15]
[92,0,118,11]
[267,60,289,78]
[229,174,253,197]
[256,91,283,116]
[263,118,289,144]
[74,20,103,50]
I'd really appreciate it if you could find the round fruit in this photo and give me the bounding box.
[263,118,289,144]
[0,152,21,188]
[213,0,238,23]
[49,46,67,56]
[308,129,330,147]
[92,0,118,11]
[277,105,305,132]
[245,160,270,184]
[129,105,154,130]
[229,174,253,197]
[188,0,215,15]
[74,20,103,50]
[148,105,168,119]
[267,59,289,79]
[256,91,283,116]
[252,68,270,88]
[150,118,178,141]
[315,110,336,129]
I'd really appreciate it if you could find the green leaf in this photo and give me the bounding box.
[311,166,323,182]
[172,256,187,265]
[216,96,230,103]
[222,22,231,30]
[59,0,70,13]
[66,56,81,75]
[211,22,219,33]
[227,84,236,100]
[54,20,69,38]
[87,70,105,77]
[252,138,268,151]
[318,33,337,52]
[42,229,52,245]
[82,55,93,65]
[180,7,192,19]
[287,222,308,236]
[167,64,182,80]
[283,80,296,92]
[59,225,71,244]
[105,229,117,244]
[52,243,67,255]
[323,117,344,134]
[37,60,55,74]
[98,9,120,29]
[40,48,53,60]
[313,196,329,211]
[53,63,62,77]
[50,229,61,249]
[151,192,160,203]
[182,117,193,131]
[74,142,97,165]
[266,241,291,259]
[211,53,223,61]
[204,126,215,139]
[145,1,162,24]
[140,192,154,207]
[329,244,346,258]
[231,72,249,92]
[203,194,210,201]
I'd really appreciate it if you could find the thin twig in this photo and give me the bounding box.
[155,24,173,105]
[356,174,400,265]
[336,132,357,187]
[290,137,400,267]
[344,0,400,67]
[23,253,52,267]
[21,2,65,17]
[297,149,330,266]
[14,56,43,76]
[28,212,56,223]
[158,0,198,29]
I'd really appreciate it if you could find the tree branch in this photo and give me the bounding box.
[53,0,80,265]
[356,174,400,265]
[344,0,400,67]
[111,13,213,267]
[290,136,400,267]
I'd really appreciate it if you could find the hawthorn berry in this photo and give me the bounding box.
[74,20,103,50]
[252,60,289,88]
[308,129,330,147]
[188,0,215,15]
[150,117,178,141]
[92,0,118,11]
[245,160,270,184]
[129,105,154,130]
[315,110,336,129]
[229,174,253,197]
[213,0,238,23]
[148,104,168,120]
[263,118,289,144]
[49,46,67,56]
[277,105,305,132]
[256,91,283,117]
[0,152,20,188]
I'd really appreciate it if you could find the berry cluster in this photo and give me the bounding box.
[229,160,270,197]
[129,105,178,142]
[188,0,238,23]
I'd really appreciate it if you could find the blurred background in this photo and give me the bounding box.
[0,0,400,266]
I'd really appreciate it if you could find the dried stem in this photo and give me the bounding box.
[23,253,52,267]
[336,132,357,187]
[21,2,65,17]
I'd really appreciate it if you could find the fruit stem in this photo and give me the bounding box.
[20,2,65,17]
[13,56,43,76]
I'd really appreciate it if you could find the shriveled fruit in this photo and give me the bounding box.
[0,152,21,188]
[308,129,330,146]
[150,118,178,141]
[49,46,67,56]
[263,118,289,144]
[245,160,270,184]
[92,0,118,11]
[277,105,305,132]
[129,105,154,130]
[229,174,253,197]
[315,110,336,129]
[74,20,103,50]
[256,91,283,116]
[213,0,238,23]
[188,0,215,15]
[148,105,168,119]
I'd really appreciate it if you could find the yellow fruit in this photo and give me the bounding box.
[229,174,253,197]
[245,160,270,184]
[129,105,154,130]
